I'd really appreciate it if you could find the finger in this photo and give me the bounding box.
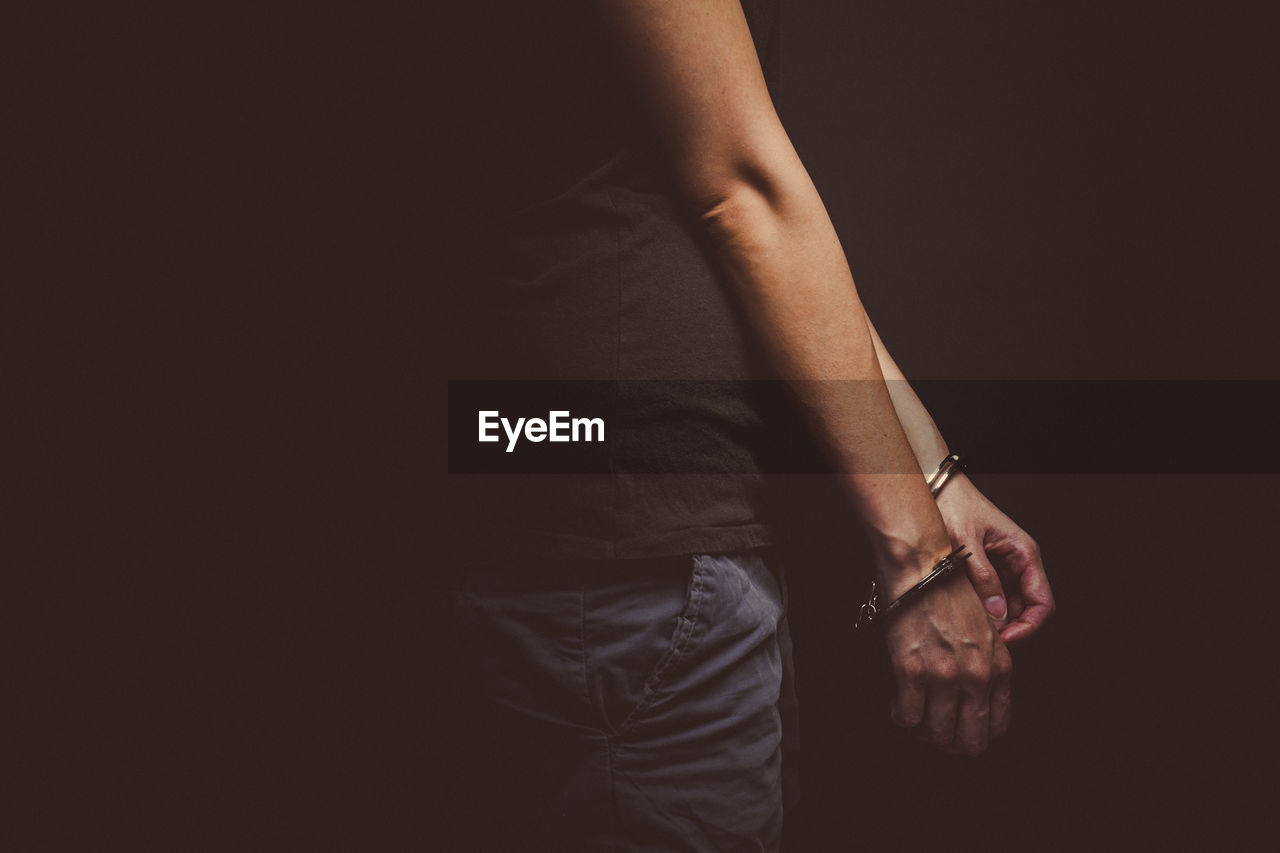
[952,692,991,756]
[963,545,1009,624]
[1000,578,1054,643]
[947,647,993,755]
[989,644,1013,737]
[1001,611,1049,644]
[920,681,959,748]
[995,538,1055,644]
[891,665,926,729]
[1006,587,1025,621]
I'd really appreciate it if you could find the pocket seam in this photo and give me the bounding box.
[613,555,709,736]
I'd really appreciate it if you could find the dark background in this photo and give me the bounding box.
[776,2,1279,849]
[782,1,1278,381]
[11,1,1277,850]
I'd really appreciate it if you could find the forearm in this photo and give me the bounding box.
[867,321,952,475]
[593,0,1014,750]
[699,171,950,593]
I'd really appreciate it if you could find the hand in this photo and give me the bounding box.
[882,565,1013,756]
[936,475,1056,644]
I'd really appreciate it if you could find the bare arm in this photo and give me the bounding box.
[870,321,1057,643]
[594,0,1010,753]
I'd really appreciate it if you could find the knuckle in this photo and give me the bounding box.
[932,661,959,684]
[993,654,1013,678]
[969,563,996,583]
[900,658,926,681]
[962,661,991,685]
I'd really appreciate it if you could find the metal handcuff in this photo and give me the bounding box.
[854,453,968,630]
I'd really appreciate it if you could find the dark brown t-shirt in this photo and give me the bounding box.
[444,0,796,558]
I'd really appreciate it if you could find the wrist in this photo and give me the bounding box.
[935,471,984,523]
[907,436,950,478]
[858,545,971,630]
[871,532,956,600]
[935,469,974,502]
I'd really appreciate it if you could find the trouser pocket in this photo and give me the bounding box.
[608,549,786,738]
[583,555,709,735]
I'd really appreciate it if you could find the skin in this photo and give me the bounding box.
[593,0,1052,756]
[870,322,1057,647]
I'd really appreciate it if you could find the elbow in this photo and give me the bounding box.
[696,157,788,215]
[680,141,815,250]
[690,162,807,256]
[696,183,778,256]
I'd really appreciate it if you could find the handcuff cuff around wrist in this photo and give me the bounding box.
[855,545,971,630]
[928,452,965,497]
[854,453,969,631]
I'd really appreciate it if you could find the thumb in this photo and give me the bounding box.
[963,544,1008,622]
